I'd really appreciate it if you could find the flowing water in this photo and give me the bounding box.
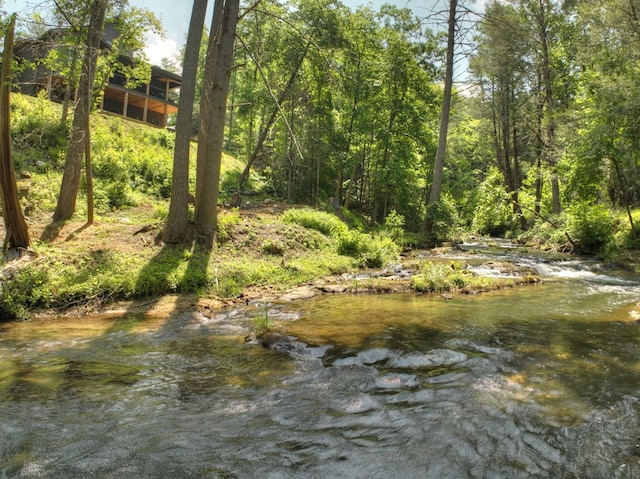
[1,246,640,478]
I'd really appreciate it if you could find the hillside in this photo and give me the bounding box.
[0,95,365,319]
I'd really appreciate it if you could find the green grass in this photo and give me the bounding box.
[282,207,349,237]
[411,261,514,294]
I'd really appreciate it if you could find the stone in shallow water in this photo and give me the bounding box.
[386,349,468,369]
[332,394,380,414]
[375,373,419,390]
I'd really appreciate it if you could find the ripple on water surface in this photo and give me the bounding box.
[2,260,640,478]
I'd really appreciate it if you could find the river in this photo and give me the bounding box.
[1,245,640,478]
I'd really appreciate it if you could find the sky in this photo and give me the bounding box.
[5,0,486,67]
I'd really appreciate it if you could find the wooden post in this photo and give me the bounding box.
[123,90,129,118]
[163,80,170,127]
[143,82,150,123]
[47,69,53,101]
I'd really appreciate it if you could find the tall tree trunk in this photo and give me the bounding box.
[342,58,363,211]
[53,0,107,222]
[84,115,94,225]
[374,110,397,223]
[500,90,513,191]
[424,0,457,234]
[537,0,561,214]
[196,0,225,210]
[163,0,208,244]
[0,14,30,251]
[511,124,527,228]
[194,0,240,246]
[534,71,544,216]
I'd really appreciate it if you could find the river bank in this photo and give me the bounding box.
[1,201,637,322]
[0,202,357,320]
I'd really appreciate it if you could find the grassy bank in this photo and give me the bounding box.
[1,203,402,320]
[0,94,605,321]
[1,95,410,319]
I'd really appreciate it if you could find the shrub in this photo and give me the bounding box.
[412,261,466,293]
[253,306,272,337]
[567,202,617,255]
[337,230,400,268]
[0,265,51,320]
[472,168,515,237]
[382,209,405,245]
[614,209,640,250]
[517,215,569,250]
[282,207,348,237]
[261,239,285,256]
[11,94,69,170]
[411,261,502,293]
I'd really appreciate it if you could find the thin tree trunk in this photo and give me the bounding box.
[164,0,208,244]
[537,0,560,214]
[230,41,309,207]
[501,92,513,192]
[61,50,79,125]
[85,24,96,226]
[342,58,363,211]
[0,15,30,251]
[194,0,240,246]
[534,72,544,216]
[610,155,637,239]
[53,0,107,222]
[424,0,457,234]
[84,116,94,225]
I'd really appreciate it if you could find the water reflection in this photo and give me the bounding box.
[1,258,640,478]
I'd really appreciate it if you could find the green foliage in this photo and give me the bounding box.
[517,215,569,250]
[281,208,400,267]
[253,306,272,337]
[25,172,62,212]
[412,261,465,293]
[91,117,175,209]
[219,168,264,202]
[8,95,182,215]
[212,259,295,297]
[286,253,356,277]
[341,208,369,231]
[230,0,441,222]
[426,194,461,244]
[282,208,348,237]
[0,250,144,319]
[335,229,368,258]
[0,265,51,320]
[472,168,515,237]
[336,230,400,268]
[217,208,242,243]
[411,261,507,293]
[613,209,640,250]
[567,202,617,255]
[261,239,285,256]
[10,94,69,169]
[382,209,405,244]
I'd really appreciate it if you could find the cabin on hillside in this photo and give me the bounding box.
[14,24,180,128]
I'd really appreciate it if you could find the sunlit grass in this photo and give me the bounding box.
[411,260,515,294]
